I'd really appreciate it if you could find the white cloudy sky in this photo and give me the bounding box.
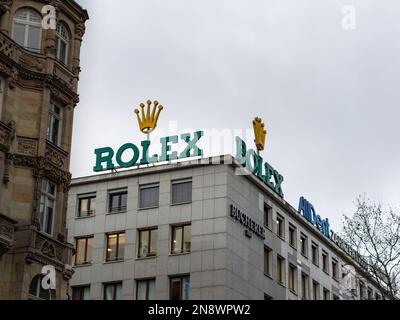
[72,0,400,231]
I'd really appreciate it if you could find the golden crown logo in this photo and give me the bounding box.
[134,100,164,134]
[253,117,267,152]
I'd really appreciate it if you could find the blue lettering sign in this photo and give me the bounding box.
[298,197,330,238]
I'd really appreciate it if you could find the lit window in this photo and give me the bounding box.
[108,189,127,213]
[139,184,159,209]
[311,242,319,266]
[103,282,122,300]
[39,178,57,235]
[77,194,96,217]
[171,179,192,204]
[72,286,90,300]
[106,232,125,261]
[47,104,62,146]
[276,214,285,239]
[75,236,93,265]
[136,279,156,300]
[170,276,190,300]
[138,228,158,258]
[13,8,42,52]
[264,203,272,229]
[300,233,308,257]
[171,224,191,254]
[56,23,69,64]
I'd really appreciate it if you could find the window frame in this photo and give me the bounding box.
[323,288,330,300]
[311,242,319,267]
[312,280,320,300]
[108,189,128,213]
[332,258,339,280]
[12,8,42,52]
[276,255,286,286]
[103,282,122,300]
[77,194,96,218]
[39,178,57,236]
[301,273,309,300]
[71,285,90,300]
[288,264,298,294]
[171,178,192,205]
[264,203,272,230]
[56,22,70,65]
[138,183,159,209]
[75,236,94,265]
[264,246,272,277]
[300,233,308,258]
[106,232,125,262]
[289,223,297,249]
[171,224,191,255]
[169,275,190,300]
[47,103,62,147]
[138,228,158,258]
[322,250,329,274]
[136,278,156,300]
[276,214,285,240]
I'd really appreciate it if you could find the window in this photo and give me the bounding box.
[277,256,285,286]
[264,293,273,300]
[78,195,96,217]
[171,179,192,204]
[301,273,309,300]
[136,279,156,300]
[72,286,90,300]
[108,189,127,213]
[39,178,57,235]
[104,282,122,300]
[300,233,308,257]
[323,288,330,300]
[312,281,320,300]
[288,264,297,294]
[359,281,365,300]
[47,104,62,146]
[289,224,297,249]
[311,242,319,266]
[332,259,339,280]
[29,275,50,300]
[171,224,191,254]
[264,247,272,277]
[322,251,329,274]
[138,228,158,258]
[170,276,190,300]
[139,184,159,209]
[13,8,42,52]
[367,288,373,300]
[106,232,125,261]
[75,236,93,265]
[375,293,381,300]
[264,203,272,229]
[333,294,340,300]
[56,23,69,64]
[276,214,285,239]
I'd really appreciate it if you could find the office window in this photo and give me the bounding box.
[170,276,190,300]
[300,233,308,257]
[264,247,272,277]
[138,228,158,258]
[136,279,156,300]
[277,256,285,285]
[72,286,90,300]
[311,242,319,266]
[108,189,127,213]
[322,251,329,274]
[106,232,125,261]
[104,282,122,300]
[39,178,57,235]
[139,184,159,209]
[75,236,93,265]
[301,273,309,300]
[276,214,285,239]
[359,281,365,300]
[289,224,297,249]
[288,264,297,294]
[264,203,272,229]
[47,104,62,146]
[323,288,330,300]
[78,195,96,217]
[332,259,339,280]
[13,8,42,52]
[312,281,320,300]
[56,23,69,64]
[171,224,191,254]
[171,179,192,204]
[367,288,373,300]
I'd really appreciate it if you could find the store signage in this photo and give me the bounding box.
[230,204,266,240]
[235,137,284,198]
[298,197,330,238]
[93,131,204,172]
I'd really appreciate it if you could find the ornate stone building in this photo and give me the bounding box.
[0,0,88,299]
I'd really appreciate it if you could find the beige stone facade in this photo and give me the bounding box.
[0,0,88,299]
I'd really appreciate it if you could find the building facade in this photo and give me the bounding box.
[0,0,88,299]
[66,155,388,300]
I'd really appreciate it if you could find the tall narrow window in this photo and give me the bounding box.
[138,228,158,258]
[72,286,90,300]
[47,104,62,146]
[276,214,285,239]
[139,184,159,209]
[170,276,190,300]
[75,236,93,265]
[108,189,128,213]
[301,273,309,300]
[323,288,330,300]
[29,275,50,300]
[56,23,69,64]
[78,194,96,217]
[300,233,308,257]
[277,256,285,285]
[104,282,122,300]
[264,203,272,229]
[39,178,57,235]
[106,232,125,261]
[359,281,365,300]
[367,288,373,300]
[171,224,191,254]
[136,279,156,300]
[322,251,329,274]
[289,224,297,249]
[311,242,319,266]
[171,179,192,204]
[289,265,297,293]
[13,8,42,52]
[264,247,272,277]
[312,281,320,300]
[332,258,339,280]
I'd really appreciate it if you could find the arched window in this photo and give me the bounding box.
[28,275,50,300]
[56,23,69,64]
[12,8,42,52]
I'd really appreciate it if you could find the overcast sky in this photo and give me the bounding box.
[72,0,400,231]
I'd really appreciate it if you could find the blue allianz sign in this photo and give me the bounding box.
[298,197,330,238]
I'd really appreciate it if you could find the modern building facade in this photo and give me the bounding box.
[0,0,88,299]
[66,155,389,300]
